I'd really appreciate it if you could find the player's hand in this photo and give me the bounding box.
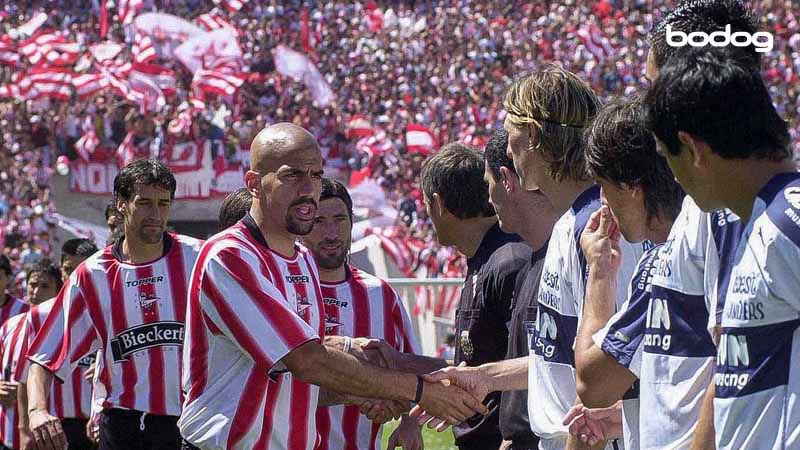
[580,205,622,277]
[421,362,490,404]
[359,338,400,369]
[409,378,487,430]
[85,412,100,444]
[28,409,67,450]
[358,399,409,424]
[386,415,423,450]
[0,381,18,407]
[563,401,623,446]
[83,360,96,381]
[19,426,34,450]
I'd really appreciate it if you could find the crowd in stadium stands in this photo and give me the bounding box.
[0,0,798,292]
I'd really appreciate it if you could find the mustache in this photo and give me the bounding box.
[319,240,343,247]
[289,197,318,209]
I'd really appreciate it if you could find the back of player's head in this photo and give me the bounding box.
[649,0,759,69]
[421,143,495,219]
[483,129,515,181]
[61,238,98,263]
[26,259,64,293]
[644,46,790,161]
[113,159,177,203]
[585,95,684,223]
[319,178,353,221]
[504,64,599,182]
[218,188,252,230]
[0,255,11,278]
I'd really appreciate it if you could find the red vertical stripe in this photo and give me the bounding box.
[227,371,268,448]
[254,374,282,448]
[71,369,84,418]
[344,271,372,449]
[315,405,331,450]
[135,265,166,414]
[106,262,138,408]
[81,264,112,404]
[53,381,64,417]
[287,378,311,450]
[302,252,326,338]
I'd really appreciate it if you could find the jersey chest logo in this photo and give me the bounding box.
[110,321,184,363]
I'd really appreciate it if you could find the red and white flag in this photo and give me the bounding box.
[211,0,245,13]
[10,12,48,39]
[74,131,100,161]
[0,40,18,67]
[405,124,438,155]
[89,41,122,62]
[132,32,156,64]
[19,31,82,66]
[167,109,193,136]
[273,45,335,106]
[191,69,245,96]
[129,71,166,113]
[73,73,109,99]
[130,62,176,96]
[162,140,203,171]
[117,132,136,168]
[577,24,613,62]
[17,67,74,101]
[346,115,374,139]
[174,28,241,73]
[118,0,144,26]
[195,13,242,37]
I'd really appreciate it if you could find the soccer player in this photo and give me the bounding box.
[644,46,797,450]
[1,261,62,450]
[421,142,532,450]
[504,66,647,450]
[16,240,99,450]
[217,188,251,231]
[0,255,28,325]
[483,129,559,450]
[303,178,422,450]
[26,160,203,450]
[180,123,485,450]
[572,96,684,450]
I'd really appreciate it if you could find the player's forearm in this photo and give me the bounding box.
[576,270,617,368]
[317,388,359,407]
[293,344,418,402]
[17,382,29,430]
[480,357,528,392]
[690,380,716,450]
[26,364,52,413]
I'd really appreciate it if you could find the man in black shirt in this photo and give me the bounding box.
[420,143,531,450]
[483,129,559,450]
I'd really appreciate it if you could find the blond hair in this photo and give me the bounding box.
[504,64,599,182]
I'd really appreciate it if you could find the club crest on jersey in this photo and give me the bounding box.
[460,330,474,361]
[110,321,184,363]
[296,293,312,317]
[324,316,342,333]
[137,292,161,310]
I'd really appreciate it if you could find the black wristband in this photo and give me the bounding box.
[413,375,424,404]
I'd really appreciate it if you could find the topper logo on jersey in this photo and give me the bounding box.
[323,297,349,308]
[125,276,164,288]
[715,334,750,390]
[644,297,672,351]
[285,275,310,284]
[535,312,558,358]
[666,24,773,53]
[110,321,184,362]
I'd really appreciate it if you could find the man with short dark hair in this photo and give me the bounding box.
[303,178,423,450]
[26,159,203,450]
[645,46,797,450]
[0,260,61,450]
[0,255,28,326]
[217,187,252,230]
[421,142,532,450]
[16,241,98,450]
[104,202,122,235]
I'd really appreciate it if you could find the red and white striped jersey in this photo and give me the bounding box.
[26,233,202,416]
[315,266,420,450]
[15,298,95,419]
[179,216,325,450]
[0,313,27,449]
[0,295,28,326]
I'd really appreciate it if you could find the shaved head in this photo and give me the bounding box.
[250,122,320,174]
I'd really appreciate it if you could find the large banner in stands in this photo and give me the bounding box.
[69,160,244,199]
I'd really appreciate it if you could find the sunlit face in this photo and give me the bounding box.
[255,148,324,236]
[60,254,84,280]
[598,178,647,243]
[504,116,550,196]
[26,271,58,305]
[646,48,659,83]
[304,198,352,271]
[117,185,172,245]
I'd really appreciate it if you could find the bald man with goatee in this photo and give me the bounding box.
[180,123,486,450]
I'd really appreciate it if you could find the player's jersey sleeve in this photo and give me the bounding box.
[27,270,100,382]
[592,248,658,377]
[197,246,320,369]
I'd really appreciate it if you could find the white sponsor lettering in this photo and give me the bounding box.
[667,24,773,53]
[718,334,749,367]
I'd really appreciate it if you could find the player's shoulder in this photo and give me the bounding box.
[2,311,27,333]
[631,243,661,285]
[349,266,392,293]
[486,240,533,275]
[758,172,800,249]
[571,185,602,236]
[171,232,204,252]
